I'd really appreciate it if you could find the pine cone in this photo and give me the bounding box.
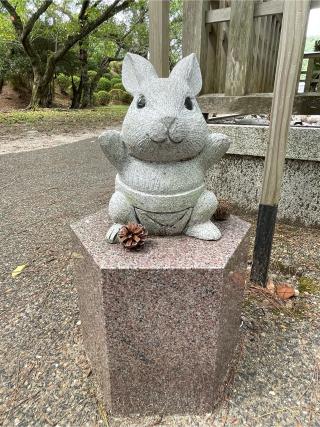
[118,223,148,250]
[213,199,231,221]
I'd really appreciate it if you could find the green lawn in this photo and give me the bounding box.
[0,105,128,133]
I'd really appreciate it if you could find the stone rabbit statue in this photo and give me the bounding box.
[99,53,230,243]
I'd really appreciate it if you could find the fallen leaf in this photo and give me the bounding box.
[275,283,295,300]
[71,252,84,259]
[11,264,28,278]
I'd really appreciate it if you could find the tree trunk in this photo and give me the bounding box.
[70,75,83,109]
[80,40,90,108]
[89,57,112,105]
[29,71,53,108]
[78,1,90,109]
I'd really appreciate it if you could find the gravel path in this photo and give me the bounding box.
[0,139,319,426]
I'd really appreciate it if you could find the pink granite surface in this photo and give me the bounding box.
[72,208,250,270]
[71,210,250,416]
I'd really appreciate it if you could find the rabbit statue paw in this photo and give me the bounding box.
[99,52,231,242]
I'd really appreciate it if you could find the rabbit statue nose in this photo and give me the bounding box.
[161,116,176,130]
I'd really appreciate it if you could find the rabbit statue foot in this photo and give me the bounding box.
[106,223,123,243]
[185,221,222,241]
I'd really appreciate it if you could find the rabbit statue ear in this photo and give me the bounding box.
[170,53,202,95]
[122,53,158,94]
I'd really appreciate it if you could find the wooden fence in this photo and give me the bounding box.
[181,0,320,115]
[300,51,320,92]
[183,0,283,95]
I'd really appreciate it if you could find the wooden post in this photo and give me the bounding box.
[305,58,315,92]
[261,15,273,91]
[225,0,255,95]
[217,0,229,93]
[266,16,278,91]
[204,1,220,94]
[251,0,311,286]
[248,0,263,93]
[182,0,210,93]
[149,0,170,77]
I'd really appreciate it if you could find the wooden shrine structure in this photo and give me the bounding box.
[148,0,320,285]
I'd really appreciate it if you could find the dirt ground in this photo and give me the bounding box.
[0,85,30,111]
[0,125,106,154]
[0,85,127,154]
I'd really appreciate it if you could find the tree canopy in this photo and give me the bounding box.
[0,0,182,108]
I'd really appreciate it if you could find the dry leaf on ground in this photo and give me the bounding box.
[275,283,295,300]
[11,264,28,278]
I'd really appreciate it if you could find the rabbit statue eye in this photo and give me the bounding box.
[137,95,146,109]
[184,96,193,110]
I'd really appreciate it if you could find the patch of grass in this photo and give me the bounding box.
[298,276,319,294]
[0,105,128,131]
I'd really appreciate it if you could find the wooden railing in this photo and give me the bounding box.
[300,52,320,93]
[183,0,283,95]
[180,0,320,115]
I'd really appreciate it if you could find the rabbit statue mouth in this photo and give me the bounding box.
[149,134,184,144]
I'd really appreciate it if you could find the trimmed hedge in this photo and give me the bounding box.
[113,82,125,91]
[88,70,97,82]
[95,90,110,106]
[109,88,132,104]
[97,77,111,92]
[110,77,122,87]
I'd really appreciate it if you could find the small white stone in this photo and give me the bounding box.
[269,390,276,396]
[76,320,81,326]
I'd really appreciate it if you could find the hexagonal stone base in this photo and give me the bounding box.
[71,209,250,416]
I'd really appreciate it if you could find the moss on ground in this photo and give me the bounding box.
[298,276,319,294]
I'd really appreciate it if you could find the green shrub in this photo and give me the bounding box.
[113,82,125,91]
[97,77,111,92]
[104,72,112,80]
[109,61,122,74]
[111,77,122,87]
[95,90,110,105]
[56,73,71,93]
[109,89,132,104]
[72,75,80,87]
[88,70,97,82]
[109,88,124,102]
[121,91,133,104]
[10,72,32,93]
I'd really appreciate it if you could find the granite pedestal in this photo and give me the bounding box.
[71,209,250,416]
